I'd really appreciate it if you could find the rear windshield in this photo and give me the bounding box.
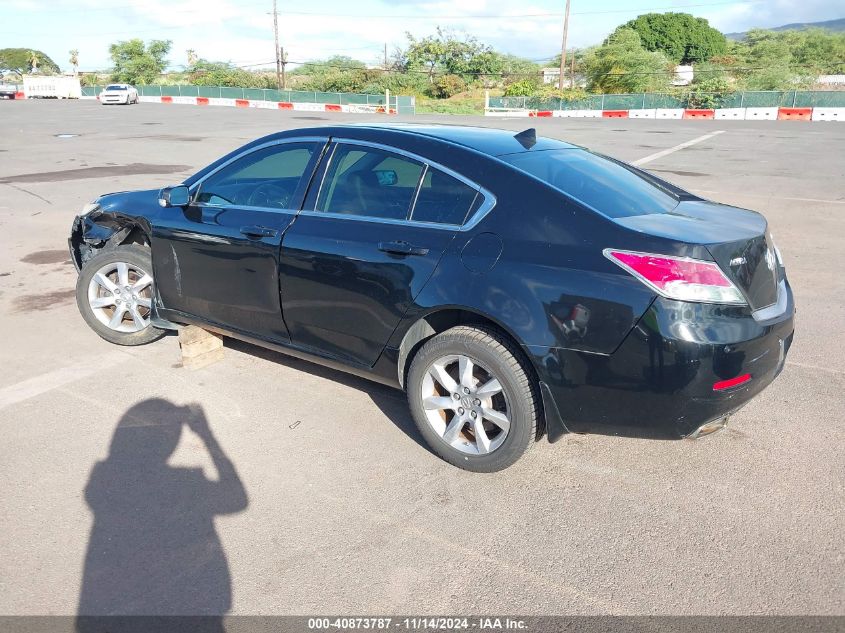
[105,85,128,91]
[501,149,678,218]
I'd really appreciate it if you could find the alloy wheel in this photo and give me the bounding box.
[420,354,510,455]
[87,261,153,333]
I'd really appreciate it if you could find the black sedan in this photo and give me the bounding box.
[69,124,794,471]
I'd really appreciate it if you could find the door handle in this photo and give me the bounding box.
[240,225,278,238]
[378,241,429,256]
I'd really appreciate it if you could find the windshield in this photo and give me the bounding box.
[501,149,679,218]
[105,85,128,91]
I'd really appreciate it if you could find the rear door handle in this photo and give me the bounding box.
[378,241,429,256]
[240,225,278,238]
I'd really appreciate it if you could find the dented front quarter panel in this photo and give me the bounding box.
[67,189,161,270]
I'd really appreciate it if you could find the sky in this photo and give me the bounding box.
[0,0,842,73]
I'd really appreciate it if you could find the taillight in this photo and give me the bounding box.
[604,249,746,305]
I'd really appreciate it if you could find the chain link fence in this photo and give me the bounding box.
[81,85,416,114]
[489,91,845,111]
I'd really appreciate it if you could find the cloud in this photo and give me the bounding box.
[4,0,843,71]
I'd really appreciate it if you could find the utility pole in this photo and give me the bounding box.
[280,46,287,90]
[272,0,282,90]
[570,53,575,89]
[384,43,388,70]
[558,0,571,90]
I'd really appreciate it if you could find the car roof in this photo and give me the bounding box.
[291,124,581,158]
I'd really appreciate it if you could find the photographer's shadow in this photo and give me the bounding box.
[77,399,247,629]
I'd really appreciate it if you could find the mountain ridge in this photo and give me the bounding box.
[726,17,845,40]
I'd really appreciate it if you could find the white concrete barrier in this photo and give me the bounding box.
[655,109,684,119]
[485,108,528,117]
[715,108,746,120]
[745,107,778,120]
[629,109,656,118]
[811,107,845,121]
[552,110,586,117]
[581,110,603,118]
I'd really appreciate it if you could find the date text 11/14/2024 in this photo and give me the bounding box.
[307,617,528,630]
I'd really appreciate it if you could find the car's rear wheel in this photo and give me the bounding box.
[407,325,539,472]
[75,244,165,346]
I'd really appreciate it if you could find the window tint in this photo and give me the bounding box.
[412,168,478,225]
[316,145,423,220]
[196,143,317,209]
[501,149,679,218]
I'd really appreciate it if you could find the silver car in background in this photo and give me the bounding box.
[99,84,138,105]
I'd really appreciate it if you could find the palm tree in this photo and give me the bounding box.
[29,50,39,73]
[70,49,79,75]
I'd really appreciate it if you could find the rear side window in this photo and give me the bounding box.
[412,168,478,225]
[501,149,678,218]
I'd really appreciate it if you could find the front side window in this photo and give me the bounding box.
[501,149,679,219]
[196,142,318,210]
[315,145,424,220]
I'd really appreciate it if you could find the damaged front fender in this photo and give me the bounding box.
[68,210,151,271]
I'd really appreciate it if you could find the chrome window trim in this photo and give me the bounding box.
[308,137,496,231]
[190,136,328,213]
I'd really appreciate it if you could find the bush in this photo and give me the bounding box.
[503,79,537,96]
[685,72,733,108]
[427,74,466,98]
[188,61,275,89]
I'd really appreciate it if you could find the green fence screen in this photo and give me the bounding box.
[80,85,415,112]
[488,91,845,111]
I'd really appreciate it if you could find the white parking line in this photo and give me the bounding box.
[633,130,725,166]
[0,353,125,411]
[692,189,845,205]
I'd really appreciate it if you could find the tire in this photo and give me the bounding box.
[407,325,540,472]
[75,244,165,346]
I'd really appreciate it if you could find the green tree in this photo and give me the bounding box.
[108,39,171,84]
[187,60,275,88]
[615,12,727,63]
[499,54,541,86]
[791,29,845,73]
[0,48,59,76]
[292,56,373,93]
[582,28,671,93]
[405,28,499,82]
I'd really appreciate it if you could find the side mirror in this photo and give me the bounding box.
[158,185,190,207]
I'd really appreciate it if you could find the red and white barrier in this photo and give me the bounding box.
[486,105,845,122]
[107,94,399,113]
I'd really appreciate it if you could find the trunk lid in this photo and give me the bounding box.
[614,200,781,310]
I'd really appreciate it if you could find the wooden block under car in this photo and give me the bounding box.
[178,325,224,369]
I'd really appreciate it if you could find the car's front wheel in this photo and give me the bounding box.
[75,244,165,346]
[407,325,540,472]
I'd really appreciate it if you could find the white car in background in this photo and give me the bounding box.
[99,84,138,105]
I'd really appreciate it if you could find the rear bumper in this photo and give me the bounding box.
[529,283,795,440]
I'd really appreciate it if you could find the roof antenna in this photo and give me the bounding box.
[514,128,537,150]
